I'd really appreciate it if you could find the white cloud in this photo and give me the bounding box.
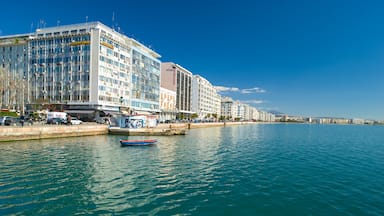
[215,86,240,92]
[215,85,266,94]
[241,87,266,94]
[240,100,264,104]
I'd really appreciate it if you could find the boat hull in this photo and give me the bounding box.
[120,139,157,146]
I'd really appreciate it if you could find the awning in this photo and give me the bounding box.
[64,110,95,114]
[101,110,121,116]
[133,111,152,115]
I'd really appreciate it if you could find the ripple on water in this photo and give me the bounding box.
[1,125,384,215]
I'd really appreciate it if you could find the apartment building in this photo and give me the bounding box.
[191,74,221,120]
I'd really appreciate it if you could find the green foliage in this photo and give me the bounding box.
[0,111,19,117]
[191,113,198,119]
[177,113,185,120]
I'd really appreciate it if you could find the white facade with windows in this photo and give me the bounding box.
[191,75,221,120]
[0,22,161,118]
[220,96,275,121]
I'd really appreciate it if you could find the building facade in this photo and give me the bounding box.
[191,74,221,120]
[159,87,176,122]
[0,35,29,113]
[221,96,233,120]
[0,22,161,118]
[161,62,193,120]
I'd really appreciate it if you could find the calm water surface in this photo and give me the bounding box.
[1,124,383,215]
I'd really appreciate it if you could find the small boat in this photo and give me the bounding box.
[120,139,157,146]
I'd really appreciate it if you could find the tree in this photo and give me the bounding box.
[191,113,198,119]
[0,67,24,110]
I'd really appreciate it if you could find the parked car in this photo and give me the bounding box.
[0,116,6,125]
[3,117,21,126]
[47,118,67,125]
[96,117,111,125]
[70,117,83,125]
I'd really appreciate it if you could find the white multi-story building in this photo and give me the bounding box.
[191,75,221,120]
[220,96,275,122]
[221,96,234,120]
[0,22,161,120]
[251,107,260,121]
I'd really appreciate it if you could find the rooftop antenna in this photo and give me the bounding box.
[112,11,115,30]
[86,16,88,24]
[57,20,60,26]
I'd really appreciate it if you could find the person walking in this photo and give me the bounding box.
[20,115,25,127]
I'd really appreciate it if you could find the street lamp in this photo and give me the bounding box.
[21,76,26,115]
[119,96,124,113]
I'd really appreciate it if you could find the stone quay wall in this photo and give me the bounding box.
[0,124,109,142]
[0,121,258,142]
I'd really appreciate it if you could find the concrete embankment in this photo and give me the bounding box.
[0,121,258,142]
[158,121,257,129]
[0,124,109,142]
[109,127,186,136]
[110,121,257,135]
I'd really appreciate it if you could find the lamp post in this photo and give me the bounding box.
[21,76,26,115]
[119,96,124,113]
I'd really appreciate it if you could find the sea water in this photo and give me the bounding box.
[0,124,383,215]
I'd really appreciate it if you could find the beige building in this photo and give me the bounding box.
[161,62,193,120]
[159,87,176,122]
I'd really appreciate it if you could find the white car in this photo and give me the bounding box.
[70,117,83,125]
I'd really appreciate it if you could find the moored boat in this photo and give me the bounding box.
[120,139,157,146]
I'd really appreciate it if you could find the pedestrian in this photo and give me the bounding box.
[20,115,25,127]
[67,115,72,125]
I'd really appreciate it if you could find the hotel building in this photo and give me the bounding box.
[0,22,161,119]
[161,62,193,120]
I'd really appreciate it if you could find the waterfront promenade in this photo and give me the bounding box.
[0,121,257,142]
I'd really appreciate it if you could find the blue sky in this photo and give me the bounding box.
[1,0,384,120]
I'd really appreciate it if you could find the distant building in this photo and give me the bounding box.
[221,96,234,120]
[351,118,364,124]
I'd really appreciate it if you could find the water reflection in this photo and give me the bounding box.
[2,124,382,215]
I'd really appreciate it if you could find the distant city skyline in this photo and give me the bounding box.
[1,0,383,120]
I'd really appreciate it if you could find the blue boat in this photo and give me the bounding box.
[120,139,157,146]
